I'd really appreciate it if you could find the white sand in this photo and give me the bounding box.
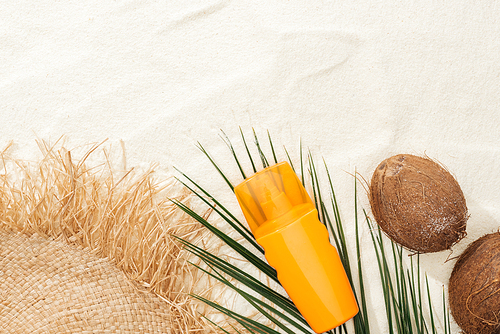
[2,1,500,333]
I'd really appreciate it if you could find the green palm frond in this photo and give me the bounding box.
[173,129,451,334]
[364,210,451,334]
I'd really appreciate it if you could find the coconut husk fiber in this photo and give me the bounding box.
[369,154,468,253]
[0,140,226,333]
[449,232,500,334]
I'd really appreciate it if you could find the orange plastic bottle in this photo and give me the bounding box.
[234,162,358,333]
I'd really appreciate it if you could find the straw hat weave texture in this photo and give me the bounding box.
[0,142,222,333]
[0,230,172,333]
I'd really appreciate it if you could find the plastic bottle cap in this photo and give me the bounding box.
[234,162,314,238]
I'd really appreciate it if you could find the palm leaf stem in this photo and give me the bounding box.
[407,257,423,334]
[310,158,367,334]
[354,178,369,333]
[171,199,279,283]
[426,276,437,334]
[239,127,257,174]
[365,213,394,334]
[283,146,295,172]
[173,172,261,252]
[192,294,280,334]
[177,130,452,334]
[220,130,247,179]
[325,165,352,278]
[252,128,269,169]
[192,262,311,334]
[299,139,305,186]
[267,130,278,165]
[174,236,306,325]
[197,142,234,192]
[203,316,240,334]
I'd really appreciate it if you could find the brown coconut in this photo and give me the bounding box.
[449,232,500,334]
[369,154,468,253]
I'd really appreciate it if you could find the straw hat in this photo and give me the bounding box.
[0,142,220,333]
[0,230,172,333]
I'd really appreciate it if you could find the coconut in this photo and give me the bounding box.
[369,154,468,253]
[449,232,500,334]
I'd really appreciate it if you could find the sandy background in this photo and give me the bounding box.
[2,1,500,333]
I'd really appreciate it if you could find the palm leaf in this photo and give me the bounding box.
[171,198,278,282]
[174,129,452,334]
[173,168,261,252]
[174,236,306,326]
[239,127,257,174]
[365,210,451,334]
[196,142,234,191]
[252,128,269,169]
[220,130,247,179]
[193,261,309,334]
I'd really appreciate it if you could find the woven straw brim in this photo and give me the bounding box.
[0,230,172,333]
[0,141,225,333]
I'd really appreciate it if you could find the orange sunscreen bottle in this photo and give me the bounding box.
[234,161,358,333]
